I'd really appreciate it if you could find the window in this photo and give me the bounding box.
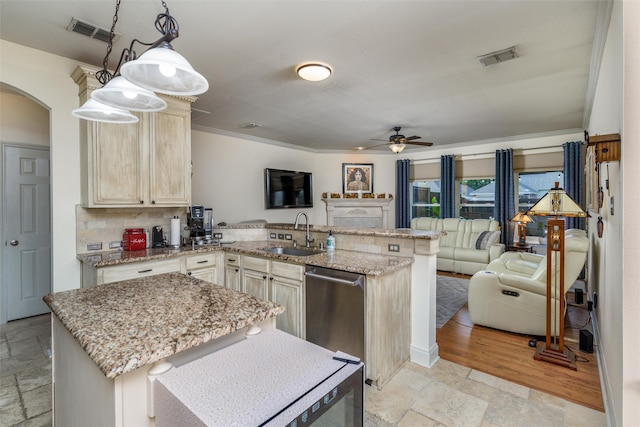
[411,180,440,218]
[517,171,564,237]
[459,179,495,220]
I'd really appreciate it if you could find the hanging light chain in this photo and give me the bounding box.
[155,0,179,36]
[96,0,122,85]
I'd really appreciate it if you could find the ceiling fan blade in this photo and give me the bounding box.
[405,135,422,141]
[370,138,391,142]
[363,143,392,150]
[407,141,434,147]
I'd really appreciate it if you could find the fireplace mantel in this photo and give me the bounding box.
[321,197,393,229]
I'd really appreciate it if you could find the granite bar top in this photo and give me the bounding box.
[78,241,413,276]
[43,272,284,379]
[221,223,444,240]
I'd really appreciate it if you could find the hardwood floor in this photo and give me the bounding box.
[436,274,604,413]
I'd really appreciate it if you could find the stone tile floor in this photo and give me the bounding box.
[1,314,606,426]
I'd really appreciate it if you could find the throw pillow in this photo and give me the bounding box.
[475,230,500,250]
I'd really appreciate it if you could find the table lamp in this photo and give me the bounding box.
[511,211,532,246]
[527,182,587,370]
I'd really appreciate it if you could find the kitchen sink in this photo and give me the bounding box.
[262,247,323,256]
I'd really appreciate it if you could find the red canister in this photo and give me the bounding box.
[123,228,147,251]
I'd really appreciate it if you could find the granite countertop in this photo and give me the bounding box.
[78,241,413,276]
[43,272,284,379]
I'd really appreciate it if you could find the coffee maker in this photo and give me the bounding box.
[188,205,205,239]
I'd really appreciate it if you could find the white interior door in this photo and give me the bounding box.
[3,145,51,320]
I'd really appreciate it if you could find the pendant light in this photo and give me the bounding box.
[71,0,208,123]
[119,1,208,96]
[120,42,209,96]
[72,99,138,123]
[90,76,167,111]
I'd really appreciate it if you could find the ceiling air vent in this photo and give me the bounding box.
[478,46,518,67]
[66,17,120,43]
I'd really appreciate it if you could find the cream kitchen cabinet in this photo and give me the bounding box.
[82,257,183,287]
[241,255,304,338]
[185,252,220,285]
[224,253,242,292]
[72,65,194,208]
[81,251,221,287]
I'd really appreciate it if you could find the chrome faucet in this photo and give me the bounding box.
[294,211,314,248]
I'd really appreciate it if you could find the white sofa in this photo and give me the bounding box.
[467,229,589,336]
[410,217,505,275]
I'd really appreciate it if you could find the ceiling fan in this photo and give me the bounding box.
[368,127,434,153]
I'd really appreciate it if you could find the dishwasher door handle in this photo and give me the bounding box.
[305,271,364,287]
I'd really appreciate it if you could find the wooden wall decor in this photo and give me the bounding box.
[587,133,621,163]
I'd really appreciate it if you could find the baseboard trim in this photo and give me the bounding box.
[410,343,440,368]
[591,310,616,425]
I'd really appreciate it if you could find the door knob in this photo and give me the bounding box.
[10,239,19,246]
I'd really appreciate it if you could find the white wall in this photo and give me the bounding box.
[0,40,82,293]
[0,90,50,146]
[191,130,397,226]
[588,1,640,425]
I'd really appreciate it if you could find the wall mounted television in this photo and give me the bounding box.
[265,168,313,209]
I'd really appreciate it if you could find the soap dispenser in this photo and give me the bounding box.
[326,230,335,250]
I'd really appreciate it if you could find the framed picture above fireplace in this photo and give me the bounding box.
[342,163,373,194]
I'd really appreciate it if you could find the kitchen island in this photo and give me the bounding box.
[44,272,284,426]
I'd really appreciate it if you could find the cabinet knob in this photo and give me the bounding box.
[263,275,267,280]
[188,272,192,276]
[152,200,156,204]
[139,200,144,204]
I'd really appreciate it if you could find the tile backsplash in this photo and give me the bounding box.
[76,205,188,254]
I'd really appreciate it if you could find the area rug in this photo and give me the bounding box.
[436,275,470,328]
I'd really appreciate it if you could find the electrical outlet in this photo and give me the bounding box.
[270,233,277,239]
[87,242,102,251]
[109,241,122,249]
[388,244,400,252]
[285,234,293,240]
[213,233,223,239]
[278,233,284,239]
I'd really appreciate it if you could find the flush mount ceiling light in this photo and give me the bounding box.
[296,63,332,82]
[72,0,208,123]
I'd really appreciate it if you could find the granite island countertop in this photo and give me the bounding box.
[43,272,284,379]
[78,241,414,276]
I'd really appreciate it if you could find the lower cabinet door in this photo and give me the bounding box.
[243,269,269,300]
[271,276,303,338]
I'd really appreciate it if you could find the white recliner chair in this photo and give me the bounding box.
[467,229,589,336]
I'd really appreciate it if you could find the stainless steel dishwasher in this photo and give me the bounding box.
[305,266,365,362]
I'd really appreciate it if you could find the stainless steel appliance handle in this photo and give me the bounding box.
[305,271,363,287]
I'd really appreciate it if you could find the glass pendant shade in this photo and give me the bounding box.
[120,43,209,96]
[390,143,406,153]
[90,76,167,112]
[72,99,139,123]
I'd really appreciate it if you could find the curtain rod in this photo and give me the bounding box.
[411,143,573,165]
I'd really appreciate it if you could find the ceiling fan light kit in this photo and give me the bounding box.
[72,0,208,123]
[366,126,434,153]
[296,63,333,82]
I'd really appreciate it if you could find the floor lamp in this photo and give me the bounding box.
[527,182,587,370]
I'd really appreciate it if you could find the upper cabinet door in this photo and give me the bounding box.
[148,97,191,206]
[91,118,146,206]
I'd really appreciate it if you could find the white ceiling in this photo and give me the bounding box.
[0,0,604,152]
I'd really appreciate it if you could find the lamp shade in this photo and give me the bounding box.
[389,143,406,153]
[120,43,209,96]
[527,182,587,218]
[511,211,533,223]
[90,76,167,112]
[72,99,139,123]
